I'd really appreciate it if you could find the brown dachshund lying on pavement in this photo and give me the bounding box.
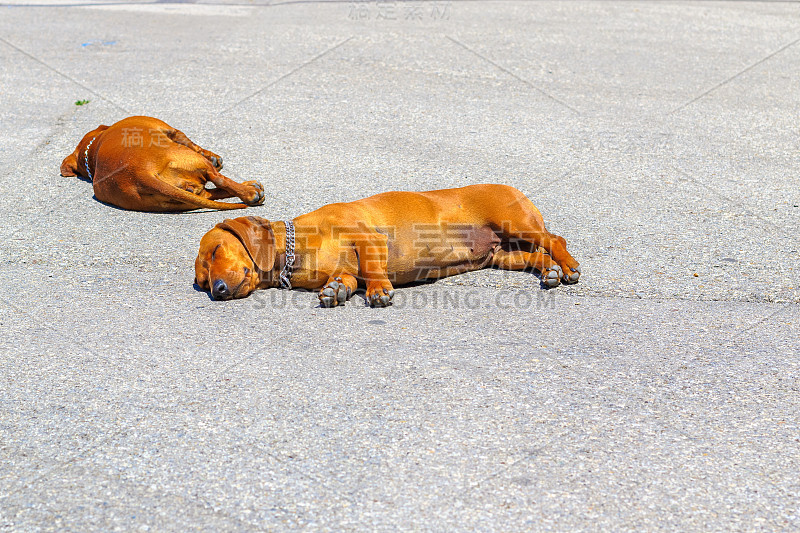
[195,184,580,307]
[60,116,265,212]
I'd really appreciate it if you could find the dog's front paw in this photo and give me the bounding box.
[319,278,351,308]
[241,181,265,206]
[366,283,394,307]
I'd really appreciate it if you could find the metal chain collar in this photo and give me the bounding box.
[84,136,97,181]
[279,220,295,289]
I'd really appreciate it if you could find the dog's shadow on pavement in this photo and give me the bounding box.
[91,194,239,214]
[193,283,216,301]
[190,266,559,307]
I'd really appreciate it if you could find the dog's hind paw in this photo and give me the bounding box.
[562,264,580,284]
[319,279,351,308]
[542,264,563,288]
[203,151,223,169]
[242,181,265,206]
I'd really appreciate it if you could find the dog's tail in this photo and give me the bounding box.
[146,178,252,211]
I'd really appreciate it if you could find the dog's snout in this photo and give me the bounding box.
[212,279,230,300]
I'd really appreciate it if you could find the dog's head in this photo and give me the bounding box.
[194,216,276,300]
[60,125,109,178]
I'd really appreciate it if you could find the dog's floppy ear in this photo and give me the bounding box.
[62,125,109,177]
[60,153,78,177]
[216,216,275,273]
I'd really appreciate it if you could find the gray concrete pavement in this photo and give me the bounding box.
[1,1,799,530]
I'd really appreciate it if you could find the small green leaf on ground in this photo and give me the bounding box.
[75,99,90,106]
